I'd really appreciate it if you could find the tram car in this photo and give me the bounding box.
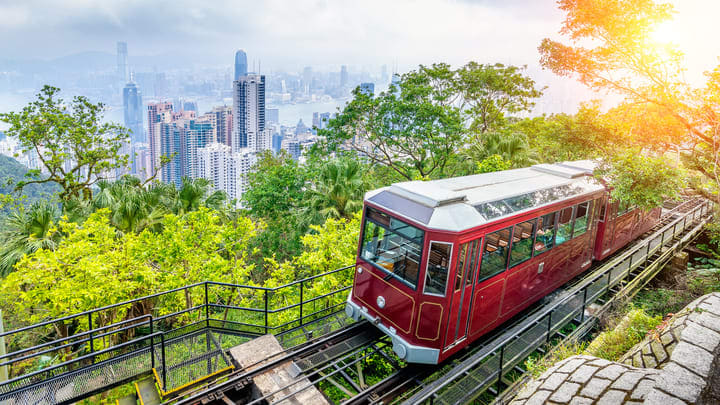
[345,161,661,364]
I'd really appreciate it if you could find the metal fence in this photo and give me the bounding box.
[0,265,355,404]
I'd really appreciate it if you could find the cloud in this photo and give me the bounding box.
[0,0,563,70]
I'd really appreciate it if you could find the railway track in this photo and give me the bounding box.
[164,197,712,405]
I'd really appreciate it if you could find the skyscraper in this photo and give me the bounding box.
[340,65,348,88]
[234,50,248,81]
[147,101,174,173]
[117,42,128,83]
[123,81,143,143]
[232,74,265,152]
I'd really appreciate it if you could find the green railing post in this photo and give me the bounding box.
[264,290,269,335]
[205,282,209,328]
[88,313,94,364]
[299,282,304,327]
[0,310,7,382]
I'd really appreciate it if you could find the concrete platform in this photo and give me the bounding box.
[229,335,330,405]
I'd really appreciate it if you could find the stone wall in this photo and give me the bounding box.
[510,292,720,405]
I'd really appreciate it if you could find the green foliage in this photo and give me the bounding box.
[0,208,258,336]
[540,0,720,204]
[305,157,369,222]
[455,62,544,135]
[320,62,542,180]
[0,86,130,201]
[584,308,662,361]
[476,154,513,173]
[596,152,686,210]
[465,130,536,169]
[0,155,60,214]
[0,200,61,276]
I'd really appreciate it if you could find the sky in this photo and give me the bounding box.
[0,0,719,99]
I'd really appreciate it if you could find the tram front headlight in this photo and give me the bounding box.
[393,339,408,360]
[345,303,355,319]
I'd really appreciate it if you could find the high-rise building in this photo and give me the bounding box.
[232,74,265,152]
[147,101,174,173]
[381,65,389,84]
[185,116,215,178]
[360,82,375,96]
[197,143,257,206]
[234,50,248,81]
[117,42,128,83]
[340,65,348,88]
[159,121,185,187]
[123,81,144,143]
[209,106,233,146]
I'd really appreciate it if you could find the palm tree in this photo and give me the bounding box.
[0,200,60,276]
[464,130,537,168]
[306,158,368,222]
[174,177,228,215]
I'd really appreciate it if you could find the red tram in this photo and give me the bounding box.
[345,161,661,364]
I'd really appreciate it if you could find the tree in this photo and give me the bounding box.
[0,200,60,276]
[243,151,310,263]
[320,63,543,180]
[539,0,709,203]
[454,62,544,136]
[320,67,464,180]
[306,157,368,222]
[0,208,257,338]
[463,130,537,168]
[0,86,130,201]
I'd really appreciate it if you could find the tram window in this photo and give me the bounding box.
[510,219,536,268]
[573,201,592,237]
[479,227,511,281]
[424,242,452,296]
[454,243,468,291]
[466,240,481,285]
[598,199,606,222]
[535,212,557,254]
[361,207,425,289]
[556,207,574,245]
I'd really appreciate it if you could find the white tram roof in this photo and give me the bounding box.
[365,161,605,232]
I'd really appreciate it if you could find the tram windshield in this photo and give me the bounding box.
[360,206,425,289]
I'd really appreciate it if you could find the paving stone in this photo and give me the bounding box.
[515,379,542,400]
[681,321,720,352]
[671,342,713,377]
[626,401,644,405]
[549,381,580,403]
[694,312,720,333]
[630,378,657,400]
[539,372,568,391]
[568,397,594,405]
[595,364,627,380]
[579,377,611,398]
[643,389,688,405]
[698,301,720,318]
[587,358,612,367]
[656,363,704,402]
[568,365,598,384]
[556,357,587,373]
[650,340,668,364]
[642,353,657,368]
[659,331,675,345]
[611,371,644,391]
[525,389,552,405]
[597,389,627,404]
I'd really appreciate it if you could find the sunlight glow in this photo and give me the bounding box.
[650,20,679,45]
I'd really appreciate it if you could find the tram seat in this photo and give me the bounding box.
[486,244,498,252]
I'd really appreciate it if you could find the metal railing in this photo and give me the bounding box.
[0,265,355,404]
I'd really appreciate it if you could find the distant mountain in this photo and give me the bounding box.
[0,155,59,213]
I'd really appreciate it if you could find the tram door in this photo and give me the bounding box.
[444,239,481,349]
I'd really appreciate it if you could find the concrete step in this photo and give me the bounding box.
[116,393,138,405]
[135,377,161,405]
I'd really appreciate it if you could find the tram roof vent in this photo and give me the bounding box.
[389,182,467,208]
[530,163,590,179]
